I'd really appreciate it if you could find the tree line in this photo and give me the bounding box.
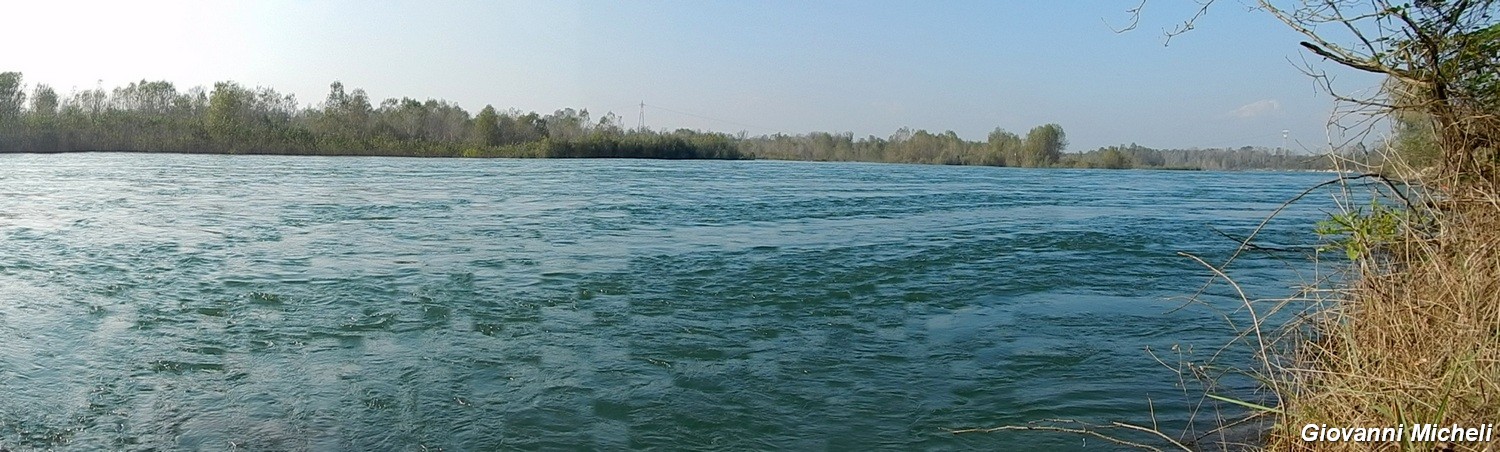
[739,125,1066,167]
[0,72,1329,169]
[743,130,1332,170]
[0,73,743,159]
[1072,143,1334,170]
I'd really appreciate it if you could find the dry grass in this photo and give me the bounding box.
[1262,176,1500,451]
[949,155,1500,451]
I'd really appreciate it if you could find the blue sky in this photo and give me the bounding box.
[2,0,1384,151]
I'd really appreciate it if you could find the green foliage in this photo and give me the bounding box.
[1098,148,1131,169]
[1391,111,1441,168]
[0,72,1361,169]
[1315,200,1407,260]
[473,105,500,147]
[0,73,747,160]
[743,129,1327,170]
[739,126,1060,166]
[206,82,250,150]
[985,128,1020,166]
[1362,2,1500,176]
[1073,143,1330,170]
[1020,123,1066,167]
[29,84,57,117]
[0,72,24,120]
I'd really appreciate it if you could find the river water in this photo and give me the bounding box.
[0,154,1338,450]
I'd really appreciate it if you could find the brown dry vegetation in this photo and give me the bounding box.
[954,2,1498,449]
[1264,175,1500,451]
[1113,1,1500,450]
[1254,1,1500,450]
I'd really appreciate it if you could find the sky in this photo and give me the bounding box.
[0,0,1388,152]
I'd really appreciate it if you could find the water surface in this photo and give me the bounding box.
[0,154,1337,449]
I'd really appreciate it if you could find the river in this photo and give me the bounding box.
[0,154,1338,449]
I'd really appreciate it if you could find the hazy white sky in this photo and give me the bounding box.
[1,0,1385,151]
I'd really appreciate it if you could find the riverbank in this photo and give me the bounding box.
[1263,178,1500,451]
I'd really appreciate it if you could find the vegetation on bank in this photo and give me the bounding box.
[947,2,1496,450]
[1157,1,1499,451]
[743,129,1329,170]
[0,72,1325,170]
[1259,1,1500,449]
[0,76,747,159]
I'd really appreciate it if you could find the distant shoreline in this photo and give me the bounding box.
[0,73,1334,172]
[20,150,1403,173]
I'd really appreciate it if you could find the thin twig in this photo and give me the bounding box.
[951,422,1166,451]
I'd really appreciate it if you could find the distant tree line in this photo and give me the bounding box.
[1069,143,1335,170]
[740,124,1067,167]
[745,130,1333,170]
[0,72,1331,169]
[0,72,744,159]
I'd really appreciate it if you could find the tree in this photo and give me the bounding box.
[1389,91,1441,168]
[206,82,251,151]
[1098,147,1131,169]
[30,84,58,117]
[1021,124,1066,167]
[318,81,373,146]
[595,112,625,137]
[1142,1,1500,178]
[1260,0,1500,179]
[473,105,500,147]
[0,72,24,120]
[379,97,430,141]
[987,128,1021,166]
[544,108,588,141]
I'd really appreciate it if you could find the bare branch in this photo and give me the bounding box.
[1299,41,1388,73]
[951,419,1191,452]
[1107,0,1150,33]
[1164,0,1216,45]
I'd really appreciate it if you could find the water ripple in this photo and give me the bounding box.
[0,154,1337,450]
